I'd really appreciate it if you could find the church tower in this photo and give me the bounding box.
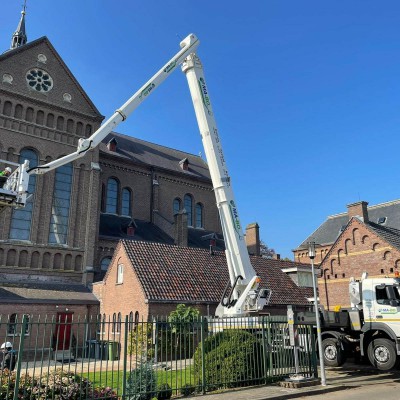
[10,1,28,49]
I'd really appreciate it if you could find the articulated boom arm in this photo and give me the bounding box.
[1,33,270,316]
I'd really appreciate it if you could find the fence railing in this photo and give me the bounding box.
[0,314,317,399]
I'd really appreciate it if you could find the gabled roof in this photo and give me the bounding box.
[320,216,400,268]
[296,200,400,249]
[100,132,211,181]
[120,240,311,306]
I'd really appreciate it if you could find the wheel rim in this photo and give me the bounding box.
[374,345,390,363]
[324,344,337,361]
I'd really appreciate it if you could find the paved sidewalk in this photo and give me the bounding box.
[198,362,400,399]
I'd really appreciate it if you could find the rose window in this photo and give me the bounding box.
[26,68,53,92]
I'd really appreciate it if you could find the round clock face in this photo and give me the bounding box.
[26,68,53,92]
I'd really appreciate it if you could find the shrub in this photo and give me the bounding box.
[0,370,36,400]
[128,323,156,361]
[179,384,196,397]
[32,368,91,399]
[90,386,119,399]
[126,361,157,400]
[156,383,172,400]
[193,330,264,389]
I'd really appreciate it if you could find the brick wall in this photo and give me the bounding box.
[318,217,400,309]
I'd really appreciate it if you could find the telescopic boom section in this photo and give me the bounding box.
[182,55,270,317]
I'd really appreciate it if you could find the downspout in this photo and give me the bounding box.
[150,167,155,223]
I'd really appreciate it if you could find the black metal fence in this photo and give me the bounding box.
[0,314,317,399]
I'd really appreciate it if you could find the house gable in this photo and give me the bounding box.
[318,217,400,308]
[100,242,149,321]
[0,37,102,119]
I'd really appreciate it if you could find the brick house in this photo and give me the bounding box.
[294,200,400,309]
[93,239,313,345]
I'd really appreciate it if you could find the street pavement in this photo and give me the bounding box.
[199,361,400,399]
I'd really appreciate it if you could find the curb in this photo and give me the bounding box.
[262,385,353,400]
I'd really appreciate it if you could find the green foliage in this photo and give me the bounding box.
[179,383,196,397]
[168,304,201,359]
[167,304,200,332]
[128,323,155,360]
[156,383,172,400]
[126,361,157,400]
[193,330,264,389]
[0,369,117,400]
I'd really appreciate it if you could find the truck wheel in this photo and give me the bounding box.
[367,338,398,371]
[322,337,346,367]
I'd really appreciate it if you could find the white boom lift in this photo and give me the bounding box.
[0,34,270,317]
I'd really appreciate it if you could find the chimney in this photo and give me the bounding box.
[347,201,369,223]
[273,253,281,260]
[174,209,188,247]
[245,222,260,256]
[107,137,118,152]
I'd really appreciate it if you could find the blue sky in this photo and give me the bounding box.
[2,1,400,258]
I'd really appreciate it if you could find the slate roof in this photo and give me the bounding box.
[296,200,400,249]
[0,281,99,304]
[99,132,211,181]
[99,215,225,251]
[368,222,400,251]
[121,240,311,306]
[99,215,174,244]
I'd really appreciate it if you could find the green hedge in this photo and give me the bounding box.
[193,330,264,390]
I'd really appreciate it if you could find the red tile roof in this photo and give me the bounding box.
[122,240,310,306]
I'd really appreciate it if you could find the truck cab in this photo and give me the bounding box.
[361,277,400,337]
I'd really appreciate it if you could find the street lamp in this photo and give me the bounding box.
[308,241,326,386]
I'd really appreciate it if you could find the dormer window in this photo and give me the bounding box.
[377,217,387,225]
[107,138,118,152]
[179,158,189,171]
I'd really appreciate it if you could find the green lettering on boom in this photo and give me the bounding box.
[140,83,156,98]
[198,77,212,114]
[164,60,177,73]
[229,200,241,233]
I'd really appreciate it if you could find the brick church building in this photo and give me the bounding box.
[0,7,220,317]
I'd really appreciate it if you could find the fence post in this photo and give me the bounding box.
[14,314,28,399]
[122,315,129,399]
[201,316,206,394]
[310,326,318,378]
[266,316,273,375]
[261,316,268,383]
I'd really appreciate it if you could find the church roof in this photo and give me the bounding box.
[100,131,211,181]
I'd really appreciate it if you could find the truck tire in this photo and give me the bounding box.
[322,337,346,367]
[367,338,398,371]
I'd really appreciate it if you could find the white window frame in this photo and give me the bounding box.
[117,264,124,284]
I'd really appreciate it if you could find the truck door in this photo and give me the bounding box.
[374,284,400,337]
